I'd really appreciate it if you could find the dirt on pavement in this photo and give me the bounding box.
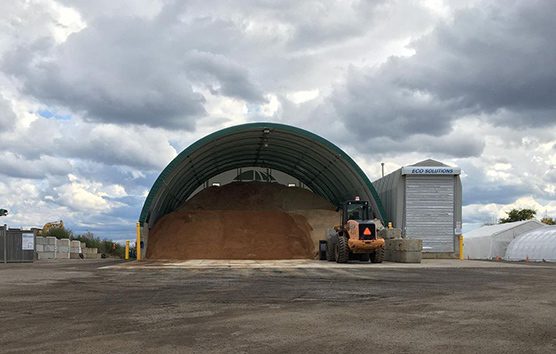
[0,260,555,353]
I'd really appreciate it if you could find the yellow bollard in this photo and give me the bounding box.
[458,235,464,260]
[136,222,141,261]
[125,240,130,260]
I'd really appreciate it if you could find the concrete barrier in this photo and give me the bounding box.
[84,247,98,254]
[35,237,46,252]
[379,228,402,239]
[36,237,58,259]
[37,252,56,260]
[44,237,57,253]
[83,247,101,259]
[70,240,82,259]
[384,239,422,263]
[35,238,105,260]
[386,239,422,252]
[55,239,70,259]
[70,240,81,252]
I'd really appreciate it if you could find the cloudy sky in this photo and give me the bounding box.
[1,0,555,241]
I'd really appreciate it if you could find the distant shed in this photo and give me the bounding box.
[374,159,462,257]
[464,220,546,260]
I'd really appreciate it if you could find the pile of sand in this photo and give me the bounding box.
[147,182,339,260]
[180,182,334,211]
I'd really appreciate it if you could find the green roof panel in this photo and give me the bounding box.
[139,122,386,227]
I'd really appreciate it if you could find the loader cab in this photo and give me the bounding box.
[341,200,370,225]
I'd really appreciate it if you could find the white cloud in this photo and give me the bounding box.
[55,180,109,212]
[54,174,126,212]
[48,0,86,43]
[286,89,320,104]
[257,94,281,117]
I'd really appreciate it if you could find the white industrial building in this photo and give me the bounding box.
[463,220,546,260]
[505,227,556,262]
[374,159,462,257]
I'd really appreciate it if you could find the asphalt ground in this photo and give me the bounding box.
[0,259,555,353]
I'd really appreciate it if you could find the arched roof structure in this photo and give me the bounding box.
[140,122,386,228]
[505,227,556,262]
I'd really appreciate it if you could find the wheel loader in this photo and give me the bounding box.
[324,199,385,263]
[37,220,64,236]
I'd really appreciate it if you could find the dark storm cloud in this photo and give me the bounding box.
[0,117,176,170]
[463,184,534,206]
[70,161,159,193]
[0,153,72,179]
[328,0,556,144]
[1,8,265,129]
[185,51,265,103]
[0,95,16,130]
[357,133,485,158]
[459,162,535,206]
[545,168,556,184]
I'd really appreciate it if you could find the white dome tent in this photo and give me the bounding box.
[505,227,556,262]
[463,220,545,260]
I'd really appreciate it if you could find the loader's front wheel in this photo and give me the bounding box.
[335,236,349,263]
[370,248,384,263]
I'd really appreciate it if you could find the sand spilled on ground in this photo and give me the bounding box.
[147,182,339,260]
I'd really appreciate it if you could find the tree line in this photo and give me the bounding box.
[43,227,128,258]
[499,208,555,225]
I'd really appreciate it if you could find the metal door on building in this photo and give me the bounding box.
[404,176,455,252]
[1,226,35,263]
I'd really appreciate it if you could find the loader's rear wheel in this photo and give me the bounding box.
[335,236,349,263]
[370,248,384,263]
[326,241,335,261]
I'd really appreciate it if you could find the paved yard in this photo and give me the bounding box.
[0,260,555,353]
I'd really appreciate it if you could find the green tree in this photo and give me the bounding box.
[71,231,126,258]
[74,231,101,249]
[499,208,536,223]
[541,216,555,225]
[45,226,73,239]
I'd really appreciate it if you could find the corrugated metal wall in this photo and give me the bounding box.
[404,176,455,252]
[0,226,35,263]
[373,170,404,228]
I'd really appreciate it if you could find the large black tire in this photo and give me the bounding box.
[326,241,335,261]
[370,248,384,263]
[319,241,327,260]
[335,236,349,263]
[359,253,370,262]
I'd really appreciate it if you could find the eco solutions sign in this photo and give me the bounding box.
[401,166,461,175]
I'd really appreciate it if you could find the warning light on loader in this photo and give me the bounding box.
[363,227,372,236]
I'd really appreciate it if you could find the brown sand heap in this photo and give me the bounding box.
[180,181,334,211]
[147,182,340,260]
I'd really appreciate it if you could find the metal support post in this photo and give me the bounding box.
[3,224,7,264]
[135,222,141,261]
[459,235,464,260]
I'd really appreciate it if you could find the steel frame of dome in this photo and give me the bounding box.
[139,122,386,229]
